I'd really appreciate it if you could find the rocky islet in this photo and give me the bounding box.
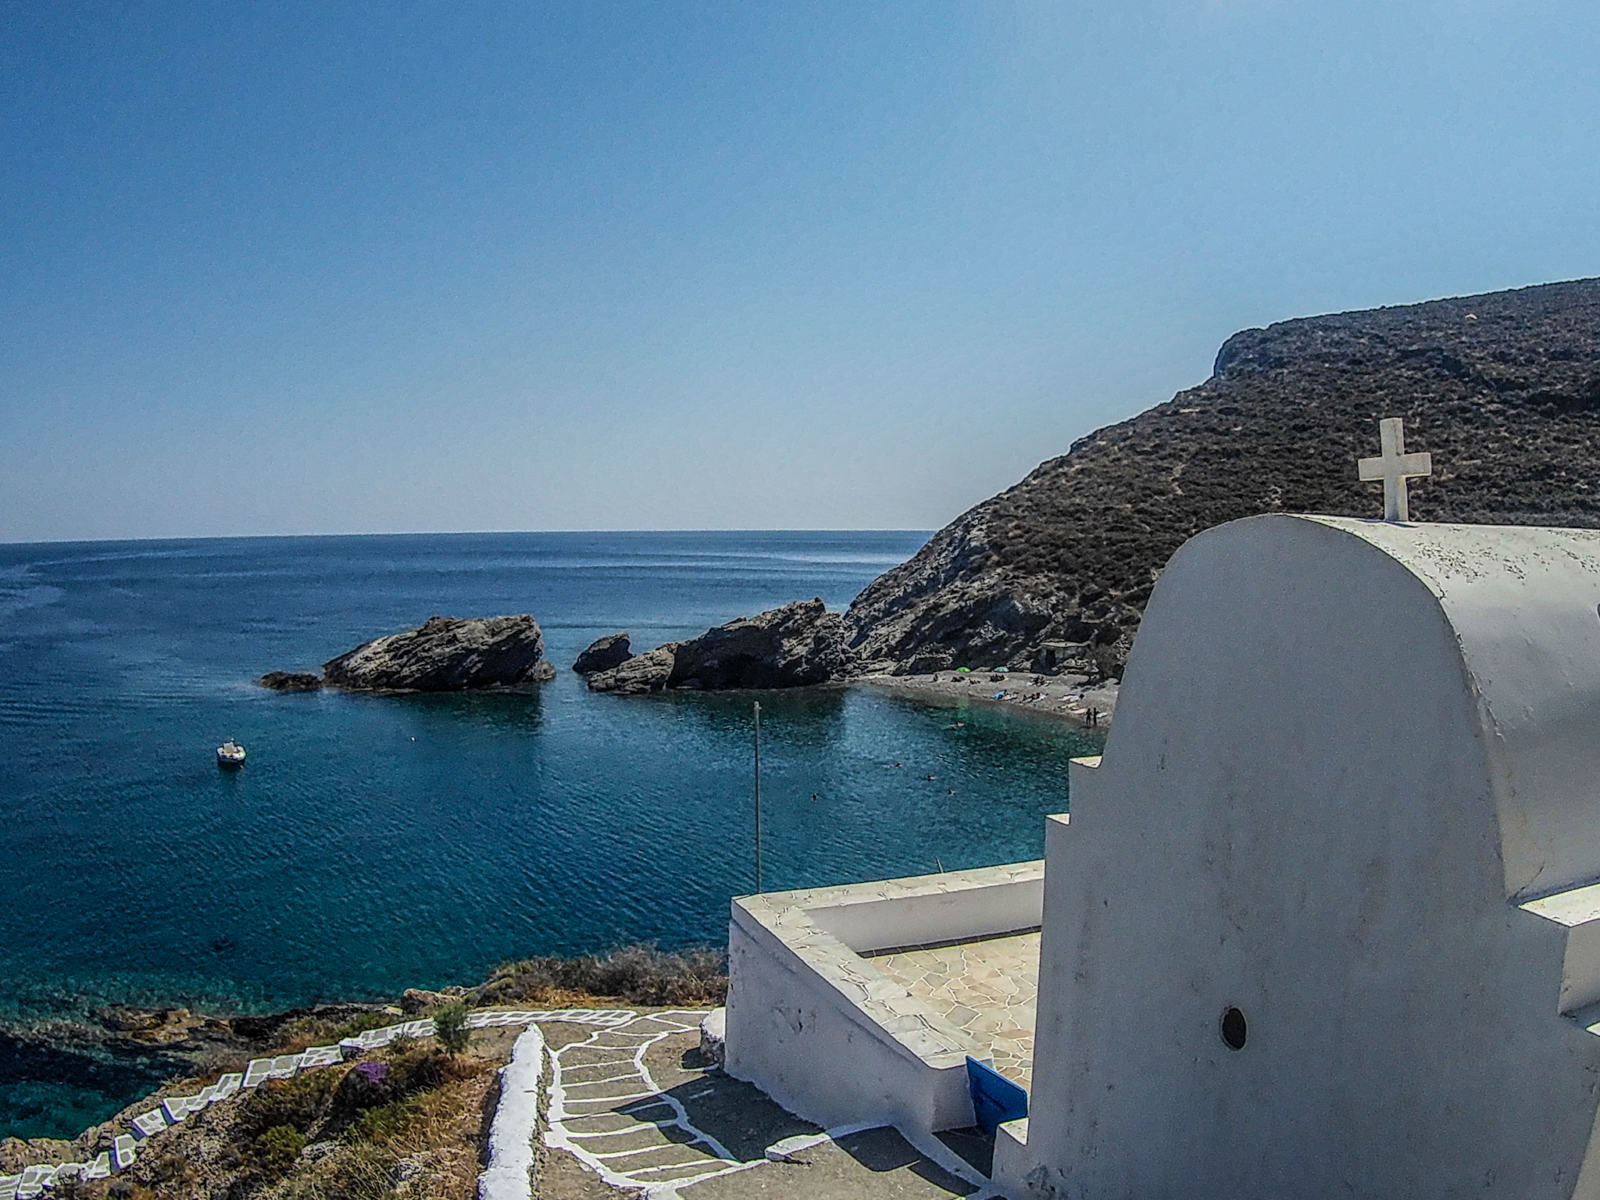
[261,614,556,693]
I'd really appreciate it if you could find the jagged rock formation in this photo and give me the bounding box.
[584,643,681,694]
[841,277,1600,674]
[573,633,632,676]
[323,616,556,691]
[263,616,556,693]
[586,600,848,693]
[668,599,849,689]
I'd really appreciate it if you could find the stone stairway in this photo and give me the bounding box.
[544,1010,760,1192]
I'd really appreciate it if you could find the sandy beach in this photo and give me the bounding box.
[855,670,1118,731]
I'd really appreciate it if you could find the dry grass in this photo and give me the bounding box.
[472,943,726,1008]
[66,1039,504,1200]
[262,1064,498,1200]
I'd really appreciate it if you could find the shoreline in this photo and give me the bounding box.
[853,670,1118,730]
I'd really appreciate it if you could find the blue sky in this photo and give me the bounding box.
[3,1,1596,541]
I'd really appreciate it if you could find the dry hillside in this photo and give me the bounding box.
[843,278,1600,673]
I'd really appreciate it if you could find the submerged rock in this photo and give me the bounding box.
[573,632,632,676]
[320,615,556,692]
[258,671,324,692]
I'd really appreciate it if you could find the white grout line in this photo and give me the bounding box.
[544,1018,742,1191]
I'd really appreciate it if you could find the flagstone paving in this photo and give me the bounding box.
[537,1011,997,1199]
[863,930,1041,1088]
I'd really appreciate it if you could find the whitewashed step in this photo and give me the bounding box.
[1519,880,1600,1014]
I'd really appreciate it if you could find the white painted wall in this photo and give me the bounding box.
[725,863,1044,1139]
[995,515,1600,1200]
[810,874,1043,952]
[725,911,972,1135]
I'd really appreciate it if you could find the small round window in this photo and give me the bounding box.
[1220,1006,1247,1051]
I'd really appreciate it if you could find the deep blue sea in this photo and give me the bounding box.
[0,531,1098,1136]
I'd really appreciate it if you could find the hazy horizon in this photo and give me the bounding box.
[7,2,1597,543]
[0,525,937,549]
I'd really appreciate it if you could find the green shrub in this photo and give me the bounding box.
[330,1043,447,1130]
[241,1068,340,1138]
[251,1123,308,1179]
[352,1096,419,1143]
[433,1000,470,1054]
[386,1044,446,1093]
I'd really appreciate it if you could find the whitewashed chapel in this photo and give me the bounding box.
[724,421,1600,1198]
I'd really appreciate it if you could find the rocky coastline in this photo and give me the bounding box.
[857,670,1118,730]
[0,1000,392,1171]
[573,278,1600,712]
[581,599,851,694]
[261,282,1600,725]
[574,598,1118,726]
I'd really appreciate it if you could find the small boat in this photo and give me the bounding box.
[216,740,246,768]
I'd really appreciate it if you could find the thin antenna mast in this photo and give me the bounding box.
[753,701,763,893]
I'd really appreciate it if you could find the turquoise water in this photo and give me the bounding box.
[0,531,1099,1136]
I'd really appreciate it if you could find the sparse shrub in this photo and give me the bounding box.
[277,1141,397,1200]
[241,1067,340,1138]
[250,1123,308,1179]
[432,1000,470,1054]
[143,1147,199,1188]
[475,944,727,1007]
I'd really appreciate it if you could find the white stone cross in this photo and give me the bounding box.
[1358,417,1432,522]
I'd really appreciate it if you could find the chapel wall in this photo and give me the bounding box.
[1002,516,1600,1200]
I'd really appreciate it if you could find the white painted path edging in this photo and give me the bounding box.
[476,1026,545,1200]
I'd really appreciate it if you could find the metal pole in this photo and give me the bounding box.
[753,700,763,894]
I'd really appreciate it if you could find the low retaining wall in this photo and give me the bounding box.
[723,862,1043,1140]
[477,1026,546,1200]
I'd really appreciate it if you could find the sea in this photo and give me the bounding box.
[0,531,1100,1137]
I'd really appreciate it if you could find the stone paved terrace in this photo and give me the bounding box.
[864,929,1041,1088]
[536,1010,992,1198]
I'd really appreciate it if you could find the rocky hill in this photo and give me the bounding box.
[841,277,1600,675]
